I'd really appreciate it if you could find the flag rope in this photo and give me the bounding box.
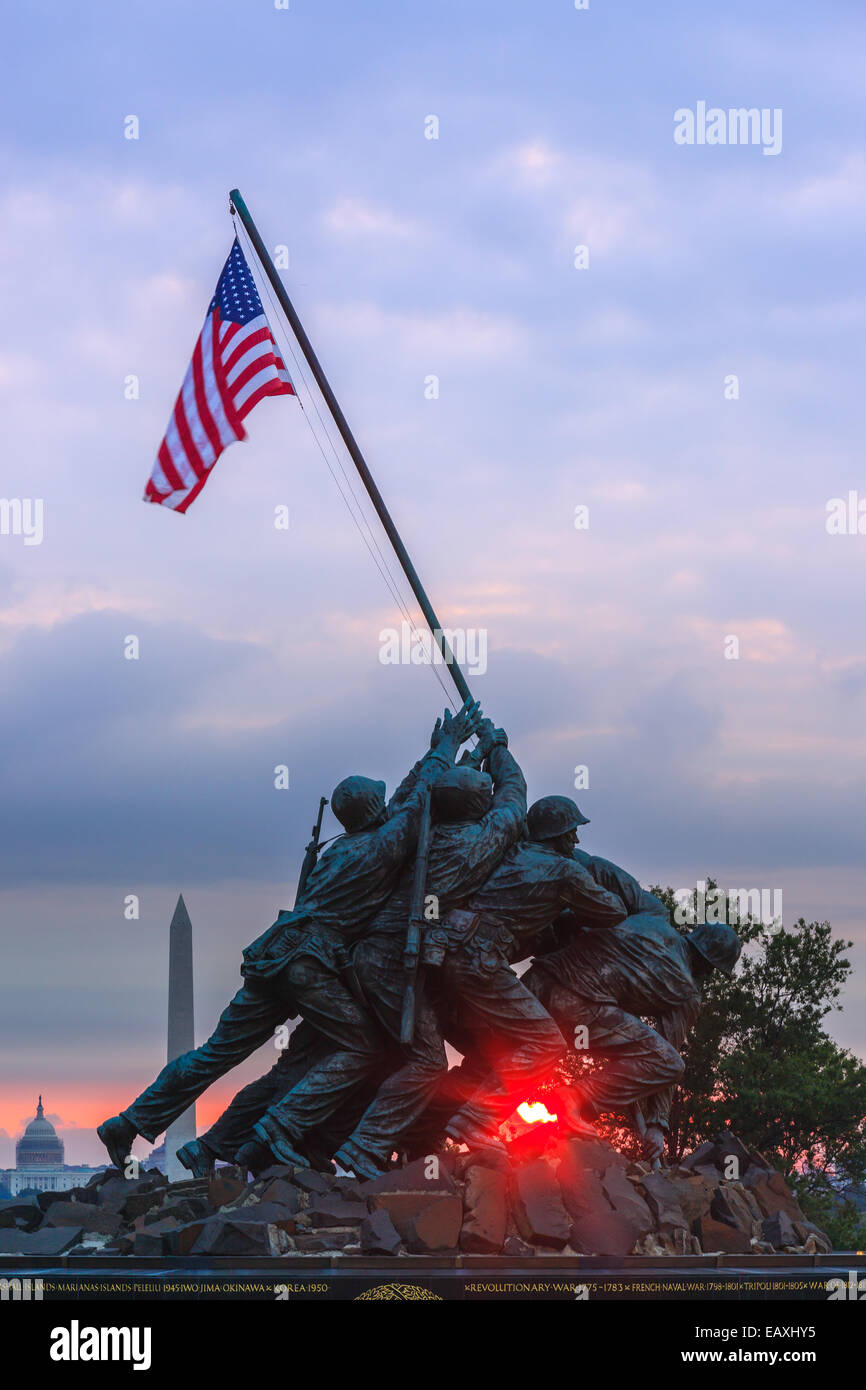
[233,214,459,713]
[246,230,409,599]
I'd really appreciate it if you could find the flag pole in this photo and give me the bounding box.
[229,187,473,707]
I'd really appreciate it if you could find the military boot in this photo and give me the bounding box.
[444,1112,508,1156]
[176,1138,216,1178]
[547,1084,598,1140]
[252,1118,311,1169]
[96,1114,138,1170]
[234,1139,278,1176]
[333,1138,387,1180]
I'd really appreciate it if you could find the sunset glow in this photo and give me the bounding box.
[517,1101,558,1126]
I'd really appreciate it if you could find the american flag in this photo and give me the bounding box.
[143,238,295,512]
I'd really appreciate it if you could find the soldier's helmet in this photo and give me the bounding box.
[432,766,494,823]
[526,795,590,841]
[687,921,742,977]
[330,775,387,832]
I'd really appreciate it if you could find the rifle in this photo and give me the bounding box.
[296,796,328,902]
[400,788,433,1045]
[295,795,367,1006]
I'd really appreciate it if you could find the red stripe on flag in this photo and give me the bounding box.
[157,440,186,494]
[274,355,295,390]
[211,312,245,439]
[228,354,282,400]
[237,377,294,421]
[222,325,273,375]
[172,471,211,514]
[173,396,208,481]
[191,337,223,462]
[144,477,168,503]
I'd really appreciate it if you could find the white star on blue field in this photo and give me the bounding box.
[210,241,263,324]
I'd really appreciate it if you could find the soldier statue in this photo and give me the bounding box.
[97,699,481,1170]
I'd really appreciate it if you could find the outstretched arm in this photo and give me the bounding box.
[389,698,483,809]
[559,858,628,928]
[574,849,667,919]
[475,720,527,835]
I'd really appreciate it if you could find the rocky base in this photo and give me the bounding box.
[0,1132,831,1259]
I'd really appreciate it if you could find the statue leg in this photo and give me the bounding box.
[400,1000,498,1155]
[572,1004,684,1115]
[530,977,685,1114]
[332,934,448,1174]
[400,1057,487,1157]
[199,1021,328,1161]
[103,976,291,1162]
[252,957,384,1163]
[440,950,566,1146]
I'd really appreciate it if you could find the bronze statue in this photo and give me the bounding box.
[322,722,527,1176]
[409,795,628,1153]
[97,700,481,1170]
[523,863,741,1161]
[98,724,741,1182]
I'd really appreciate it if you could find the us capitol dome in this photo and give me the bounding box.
[16,1095,65,1170]
[1,1096,103,1197]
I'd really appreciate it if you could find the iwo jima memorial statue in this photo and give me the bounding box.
[88,192,828,1261]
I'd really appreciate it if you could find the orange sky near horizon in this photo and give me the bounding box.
[0,1080,251,1168]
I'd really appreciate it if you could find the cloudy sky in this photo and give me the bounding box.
[2,0,865,1166]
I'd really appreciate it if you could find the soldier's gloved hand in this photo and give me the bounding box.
[430,707,474,749]
[438,697,483,748]
[642,1122,666,1164]
[476,719,507,756]
[429,715,446,749]
[457,745,486,771]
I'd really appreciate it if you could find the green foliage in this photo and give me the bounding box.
[789,1172,866,1251]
